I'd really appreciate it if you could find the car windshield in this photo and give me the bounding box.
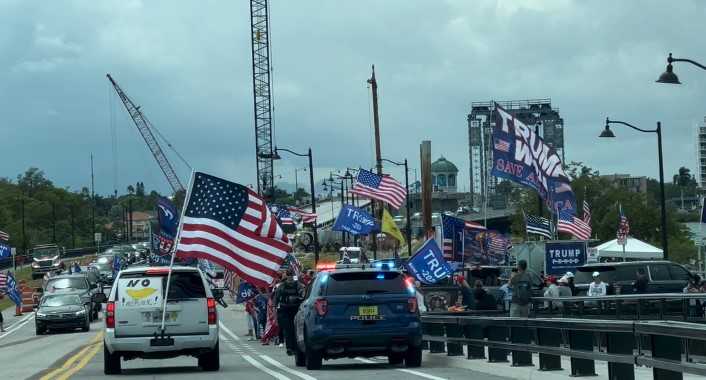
[47,278,87,290]
[325,272,406,295]
[32,247,60,259]
[93,262,111,271]
[42,294,81,307]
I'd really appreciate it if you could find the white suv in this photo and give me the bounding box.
[103,266,219,374]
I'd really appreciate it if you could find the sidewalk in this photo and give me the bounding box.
[1,307,33,333]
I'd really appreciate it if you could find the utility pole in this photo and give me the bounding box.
[368,65,383,260]
[91,153,96,246]
[20,196,25,269]
[70,205,76,248]
[52,202,57,243]
[128,197,133,242]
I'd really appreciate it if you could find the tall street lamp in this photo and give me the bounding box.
[381,158,412,257]
[259,147,320,266]
[657,53,706,84]
[294,168,307,204]
[600,117,669,259]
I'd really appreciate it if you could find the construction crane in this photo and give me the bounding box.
[250,0,275,198]
[107,73,186,194]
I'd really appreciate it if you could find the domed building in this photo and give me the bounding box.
[431,156,458,192]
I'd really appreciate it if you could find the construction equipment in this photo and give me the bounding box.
[107,74,186,193]
[250,0,275,198]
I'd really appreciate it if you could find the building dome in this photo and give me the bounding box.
[431,156,458,173]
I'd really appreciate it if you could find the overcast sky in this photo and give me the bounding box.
[2,0,706,196]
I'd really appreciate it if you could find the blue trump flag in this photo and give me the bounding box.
[236,282,256,304]
[0,241,10,259]
[5,272,21,306]
[157,197,179,236]
[332,204,380,235]
[405,238,452,285]
[490,102,576,215]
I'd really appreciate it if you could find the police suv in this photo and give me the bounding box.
[103,266,219,374]
[294,263,422,370]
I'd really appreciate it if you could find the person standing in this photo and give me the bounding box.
[564,272,576,296]
[274,271,303,355]
[633,268,649,294]
[509,260,532,317]
[543,276,560,310]
[588,272,607,297]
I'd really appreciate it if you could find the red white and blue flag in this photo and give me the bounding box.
[287,206,317,224]
[350,168,407,209]
[617,204,630,245]
[557,209,591,240]
[271,205,295,226]
[176,172,291,288]
[0,230,9,241]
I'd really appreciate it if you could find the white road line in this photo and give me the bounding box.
[218,321,241,342]
[259,355,317,380]
[242,354,292,380]
[0,314,34,340]
[355,358,447,380]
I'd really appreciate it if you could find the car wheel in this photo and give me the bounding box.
[388,352,404,365]
[198,341,220,371]
[294,346,306,367]
[103,343,121,374]
[404,346,422,368]
[305,347,322,370]
[82,316,90,332]
[36,325,45,335]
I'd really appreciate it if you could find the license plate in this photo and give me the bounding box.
[150,337,175,346]
[143,311,178,323]
[358,306,378,316]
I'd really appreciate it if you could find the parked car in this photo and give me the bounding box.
[35,294,90,334]
[574,261,692,295]
[103,266,219,374]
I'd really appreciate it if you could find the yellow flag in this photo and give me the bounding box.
[381,208,406,246]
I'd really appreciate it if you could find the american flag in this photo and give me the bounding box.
[350,168,407,209]
[582,200,591,226]
[223,268,237,294]
[0,272,7,292]
[557,210,592,240]
[487,232,512,253]
[494,139,511,152]
[287,206,317,224]
[176,172,291,288]
[283,253,303,279]
[525,214,553,239]
[617,204,630,245]
[464,220,487,230]
[0,230,9,241]
[271,205,295,226]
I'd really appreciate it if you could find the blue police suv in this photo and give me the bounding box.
[293,263,422,370]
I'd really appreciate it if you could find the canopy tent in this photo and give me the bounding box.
[592,237,664,261]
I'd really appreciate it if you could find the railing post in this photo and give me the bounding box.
[463,323,485,359]
[445,319,464,356]
[651,334,683,380]
[486,325,509,363]
[569,329,596,376]
[537,327,563,371]
[429,321,446,353]
[421,319,430,350]
[511,322,533,367]
[606,331,634,380]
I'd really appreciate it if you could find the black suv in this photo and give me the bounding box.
[575,261,692,295]
[44,274,105,320]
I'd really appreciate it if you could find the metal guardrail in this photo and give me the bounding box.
[421,313,706,380]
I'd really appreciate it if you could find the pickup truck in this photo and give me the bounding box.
[30,244,65,279]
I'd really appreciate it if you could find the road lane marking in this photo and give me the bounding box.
[259,355,316,380]
[355,358,447,380]
[242,354,291,380]
[3,312,34,330]
[39,331,103,380]
[0,314,35,340]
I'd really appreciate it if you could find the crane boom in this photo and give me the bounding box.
[107,73,185,193]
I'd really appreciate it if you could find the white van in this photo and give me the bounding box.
[103,266,219,374]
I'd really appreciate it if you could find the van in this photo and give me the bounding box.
[103,266,219,374]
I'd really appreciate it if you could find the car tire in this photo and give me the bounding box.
[103,344,121,374]
[82,316,90,332]
[405,346,422,368]
[305,348,322,370]
[294,346,306,367]
[388,352,404,365]
[36,325,45,335]
[199,342,220,371]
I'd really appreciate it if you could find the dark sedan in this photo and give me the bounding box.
[35,294,90,334]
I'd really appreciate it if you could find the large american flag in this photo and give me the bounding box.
[557,210,592,240]
[176,172,291,288]
[617,204,630,245]
[271,205,295,226]
[287,206,317,224]
[486,232,512,253]
[350,168,407,209]
[0,230,9,241]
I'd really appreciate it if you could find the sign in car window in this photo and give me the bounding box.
[118,277,163,308]
[545,241,586,275]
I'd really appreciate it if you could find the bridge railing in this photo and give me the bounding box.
[421,313,706,380]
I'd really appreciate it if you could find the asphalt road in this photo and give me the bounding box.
[1,301,513,380]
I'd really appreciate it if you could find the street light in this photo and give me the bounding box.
[381,158,412,257]
[600,117,668,259]
[259,146,320,265]
[656,53,706,84]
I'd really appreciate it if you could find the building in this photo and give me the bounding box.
[698,118,706,188]
[431,156,458,192]
[600,174,648,194]
[468,99,564,205]
[129,211,154,240]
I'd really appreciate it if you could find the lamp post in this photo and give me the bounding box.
[600,118,669,259]
[259,147,320,266]
[381,158,412,257]
[656,53,706,84]
[294,168,307,204]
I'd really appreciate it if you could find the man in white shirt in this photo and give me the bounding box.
[588,272,607,297]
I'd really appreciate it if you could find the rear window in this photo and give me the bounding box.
[47,277,88,291]
[649,264,670,281]
[119,271,206,299]
[325,272,405,296]
[670,264,690,281]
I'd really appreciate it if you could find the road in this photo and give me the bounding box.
[0,302,511,380]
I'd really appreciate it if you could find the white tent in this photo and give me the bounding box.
[592,237,664,260]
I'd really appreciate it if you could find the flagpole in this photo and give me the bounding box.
[700,198,704,274]
[461,230,465,271]
[160,171,196,335]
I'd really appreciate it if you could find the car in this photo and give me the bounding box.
[103,266,220,374]
[91,256,116,286]
[44,274,104,321]
[456,207,470,215]
[294,265,422,370]
[35,294,90,334]
[30,244,65,279]
[574,261,692,295]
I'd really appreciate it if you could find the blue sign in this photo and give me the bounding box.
[545,241,586,275]
[0,242,10,259]
[405,238,453,284]
[5,272,21,306]
[236,282,256,304]
[332,204,380,235]
[112,254,122,275]
[157,197,179,236]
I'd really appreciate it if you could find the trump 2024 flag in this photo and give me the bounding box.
[405,238,452,285]
[176,172,291,288]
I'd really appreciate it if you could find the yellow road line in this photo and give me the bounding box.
[56,338,103,380]
[39,332,104,380]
